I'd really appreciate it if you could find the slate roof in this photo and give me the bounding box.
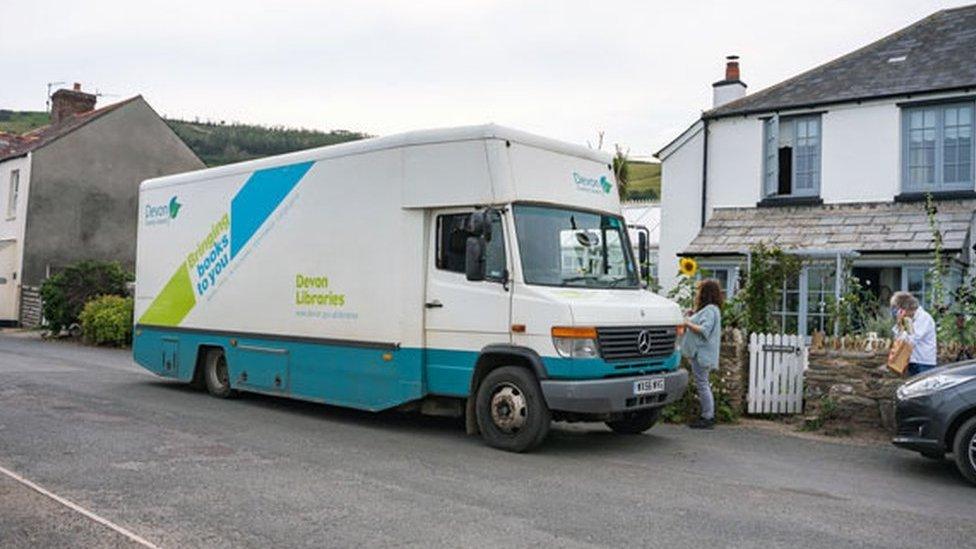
[0,96,140,162]
[706,5,976,119]
[683,200,976,256]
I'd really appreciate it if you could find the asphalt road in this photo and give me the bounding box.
[0,333,973,548]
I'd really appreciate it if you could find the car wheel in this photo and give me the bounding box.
[606,408,662,434]
[475,366,550,452]
[952,416,976,486]
[204,348,236,399]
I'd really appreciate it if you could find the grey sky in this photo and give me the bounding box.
[1,0,969,156]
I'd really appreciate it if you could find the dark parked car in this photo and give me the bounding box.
[892,360,976,485]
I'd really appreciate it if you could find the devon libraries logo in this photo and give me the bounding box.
[573,172,612,194]
[145,196,183,226]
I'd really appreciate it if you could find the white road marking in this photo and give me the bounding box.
[0,463,159,549]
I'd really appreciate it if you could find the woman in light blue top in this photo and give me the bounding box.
[681,279,724,429]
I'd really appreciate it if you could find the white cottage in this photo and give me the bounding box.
[656,6,976,336]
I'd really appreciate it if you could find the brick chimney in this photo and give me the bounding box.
[712,55,747,108]
[50,83,97,124]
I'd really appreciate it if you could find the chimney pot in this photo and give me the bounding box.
[725,55,741,82]
[73,82,81,91]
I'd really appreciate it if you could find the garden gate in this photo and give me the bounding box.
[747,333,807,414]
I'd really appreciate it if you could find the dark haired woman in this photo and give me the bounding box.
[681,279,724,429]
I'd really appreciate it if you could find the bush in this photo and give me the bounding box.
[661,362,739,424]
[79,295,134,346]
[40,260,132,335]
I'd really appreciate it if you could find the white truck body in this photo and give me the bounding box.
[134,124,686,447]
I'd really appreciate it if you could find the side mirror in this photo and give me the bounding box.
[465,209,493,240]
[637,231,650,280]
[465,235,487,281]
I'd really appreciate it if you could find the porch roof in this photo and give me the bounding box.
[683,199,976,256]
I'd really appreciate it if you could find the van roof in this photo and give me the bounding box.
[141,123,612,190]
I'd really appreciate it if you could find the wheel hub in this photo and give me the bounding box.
[490,383,527,433]
[970,432,976,472]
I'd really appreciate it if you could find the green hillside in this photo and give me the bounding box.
[624,160,661,201]
[0,110,50,133]
[165,119,369,167]
[2,110,659,195]
[0,110,369,167]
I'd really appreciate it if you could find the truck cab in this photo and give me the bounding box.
[425,201,687,451]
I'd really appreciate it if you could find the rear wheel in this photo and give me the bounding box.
[475,367,550,452]
[606,408,662,434]
[952,417,976,486]
[204,348,236,399]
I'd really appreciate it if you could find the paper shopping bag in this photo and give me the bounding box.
[887,338,913,376]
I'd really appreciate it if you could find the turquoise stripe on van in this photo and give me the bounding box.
[133,326,680,411]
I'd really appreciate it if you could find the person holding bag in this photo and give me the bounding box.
[681,279,724,430]
[890,291,937,376]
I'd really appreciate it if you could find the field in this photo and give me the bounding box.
[0,110,50,133]
[625,160,661,201]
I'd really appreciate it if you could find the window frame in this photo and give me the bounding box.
[901,101,975,192]
[6,169,19,220]
[762,114,822,199]
[434,213,469,274]
[433,210,508,283]
[696,262,739,298]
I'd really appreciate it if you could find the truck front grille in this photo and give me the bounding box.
[596,326,677,362]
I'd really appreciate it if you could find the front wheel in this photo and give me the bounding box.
[952,417,976,486]
[606,408,662,434]
[475,367,550,452]
[203,348,236,399]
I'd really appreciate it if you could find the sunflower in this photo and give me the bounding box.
[678,257,698,277]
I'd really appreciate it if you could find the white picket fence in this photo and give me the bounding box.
[747,333,808,415]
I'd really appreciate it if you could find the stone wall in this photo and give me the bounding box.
[804,344,903,434]
[719,328,749,414]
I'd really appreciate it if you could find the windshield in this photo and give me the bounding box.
[513,204,639,289]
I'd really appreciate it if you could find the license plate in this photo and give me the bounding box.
[633,377,666,395]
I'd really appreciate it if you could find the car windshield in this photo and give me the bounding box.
[513,204,639,289]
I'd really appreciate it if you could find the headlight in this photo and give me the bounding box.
[551,326,599,358]
[898,373,974,399]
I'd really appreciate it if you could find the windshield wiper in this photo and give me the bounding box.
[561,275,598,286]
[607,276,633,288]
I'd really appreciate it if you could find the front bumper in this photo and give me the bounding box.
[540,368,688,414]
[891,393,947,454]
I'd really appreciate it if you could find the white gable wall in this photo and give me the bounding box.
[658,128,704,292]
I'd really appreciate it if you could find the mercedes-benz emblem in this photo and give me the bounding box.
[636,330,653,355]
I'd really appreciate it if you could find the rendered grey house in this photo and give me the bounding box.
[0,84,204,325]
[656,5,976,336]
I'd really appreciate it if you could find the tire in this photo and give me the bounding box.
[475,366,550,452]
[203,348,236,399]
[952,416,976,486]
[606,408,662,435]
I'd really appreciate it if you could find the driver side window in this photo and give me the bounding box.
[435,212,506,281]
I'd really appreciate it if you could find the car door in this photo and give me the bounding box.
[424,208,512,396]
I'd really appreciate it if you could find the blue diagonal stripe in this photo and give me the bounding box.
[230,161,313,258]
